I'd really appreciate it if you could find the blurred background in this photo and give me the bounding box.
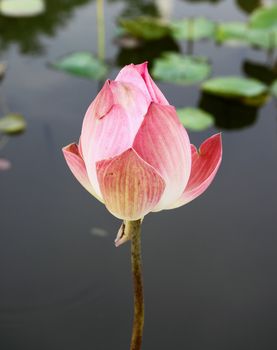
[0,0,277,349]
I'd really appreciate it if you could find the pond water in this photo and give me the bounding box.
[0,1,277,349]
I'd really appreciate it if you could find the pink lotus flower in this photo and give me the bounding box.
[63,63,222,222]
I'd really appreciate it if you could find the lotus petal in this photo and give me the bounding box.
[133,103,191,210]
[134,62,169,104]
[96,148,165,220]
[62,143,102,201]
[169,133,222,208]
[83,104,133,197]
[110,80,150,136]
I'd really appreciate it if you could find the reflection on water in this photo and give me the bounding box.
[199,92,259,129]
[243,59,277,85]
[0,0,94,54]
[109,0,159,18]
[116,35,180,68]
[236,0,262,13]
[1,1,277,349]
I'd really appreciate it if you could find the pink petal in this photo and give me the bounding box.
[82,104,133,197]
[134,62,169,105]
[133,103,191,211]
[110,80,150,137]
[169,133,222,209]
[62,143,103,202]
[80,80,114,159]
[115,64,152,100]
[0,158,11,171]
[96,148,166,220]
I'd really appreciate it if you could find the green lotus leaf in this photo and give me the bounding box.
[177,107,214,131]
[51,52,108,80]
[246,28,277,49]
[202,76,268,106]
[249,5,277,30]
[0,114,26,134]
[119,16,171,40]
[152,53,211,85]
[0,0,45,17]
[171,17,215,41]
[216,22,247,44]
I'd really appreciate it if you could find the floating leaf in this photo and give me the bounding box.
[177,107,214,131]
[216,22,277,50]
[0,0,45,17]
[246,28,277,49]
[51,52,108,80]
[216,22,247,45]
[171,17,215,41]
[202,76,268,105]
[271,80,277,98]
[0,114,26,134]
[152,53,211,85]
[249,5,277,30]
[119,16,171,40]
[0,158,11,171]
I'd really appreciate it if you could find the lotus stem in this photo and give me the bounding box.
[128,219,144,350]
[96,0,105,61]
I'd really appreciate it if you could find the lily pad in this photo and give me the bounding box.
[171,17,215,41]
[0,0,45,17]
[246,27,277,49]
[152,53,211,85]
[216,22,247,45]
[216,22,277,49]
[271,80,277,98]
[51,52,108,80]
[0,158,11,171]
[177,107,214,131]
[0,114,26,134]
[202,76,268,105]
[119,16,171,40]
[249,5,277,30]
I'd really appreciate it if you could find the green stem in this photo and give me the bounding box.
[127,220,144,350]
[187,17,194,55]
[96,0,105,61]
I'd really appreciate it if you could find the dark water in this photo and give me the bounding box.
[1,1,277,349]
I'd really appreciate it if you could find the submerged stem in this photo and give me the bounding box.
[96,0,105,61]
[127,220,144,350]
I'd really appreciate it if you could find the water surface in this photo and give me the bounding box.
[0,1,277,349]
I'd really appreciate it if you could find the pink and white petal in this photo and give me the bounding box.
[133,102,191,211]
[83,104,133,197]
[110,81,151,137]
[115,64,151,100]
[62,143,103,202]
[134,62,169,105]
[0,158,11,171]
[80,80,114,158]
[96,148,166,220]
[168,133,222,209]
